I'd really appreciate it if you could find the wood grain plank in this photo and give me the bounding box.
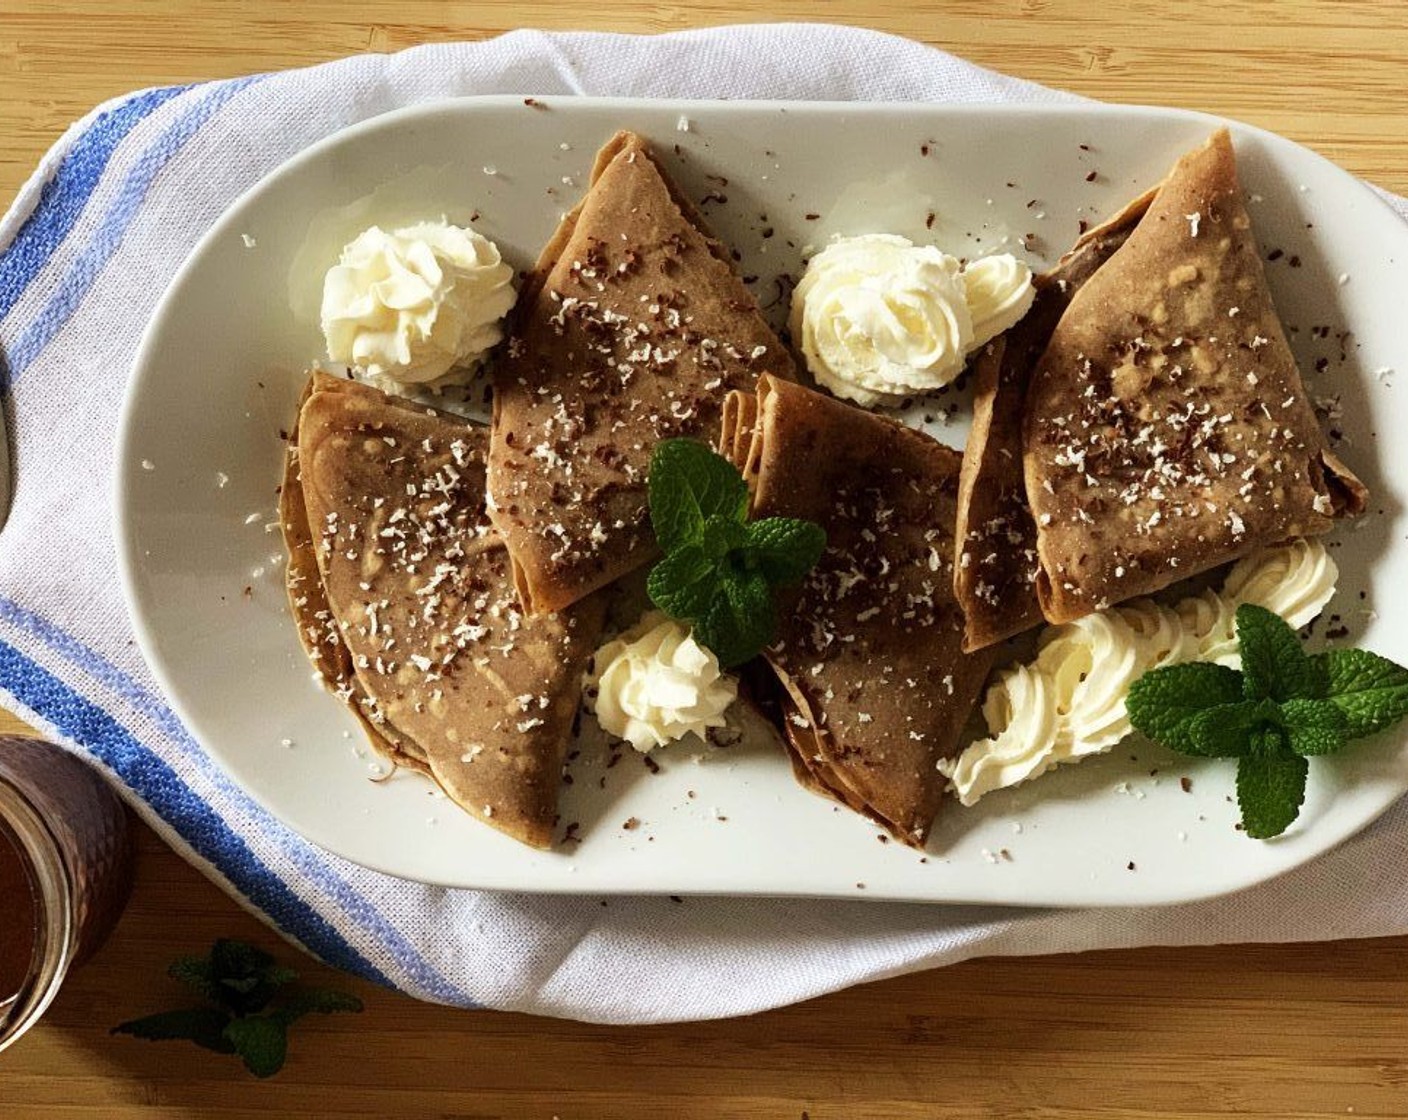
[2,2,1407,1116]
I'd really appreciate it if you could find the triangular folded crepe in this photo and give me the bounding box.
[290,372,604,848]
[954,188,1154,650]
[488,130,795,615]
[1023,129,1365,624]
[282,377,429,775]
[722,375,995,846]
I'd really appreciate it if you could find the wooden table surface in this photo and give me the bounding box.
[2,3,1407,1117]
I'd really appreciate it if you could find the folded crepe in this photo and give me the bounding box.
[722,375,995,846]
[954,186,1155,650]
[282,377,429,775]
[285,371,604,848]
[488,130,795,615]
[1023,128,1365,624]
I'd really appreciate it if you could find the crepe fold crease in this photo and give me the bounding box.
[722,375,995,846]
[282,372,603,849]
[488,129,795,616]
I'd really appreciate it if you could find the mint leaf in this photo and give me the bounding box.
[1280,697,1349,756]
[223,1015,288,1079]
[699,513,748,561]
[743,518,827,586]
[647,544,720,621]
[1126,662,1245,753]
[648,439,750,553]
[113,1008,235,1053]
[1312,648,1408,740]
[644,439,826,669]
[696,570,776,668]
[1186,700,1273,758]
[207,939,294,1015]
[1237,604,1316,702]
[115,941,361,1079]
[271,988,364,1028]
[1235,727,1308,839]
[168,956,223,1003]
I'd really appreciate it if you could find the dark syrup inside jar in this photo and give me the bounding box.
[0,827,37,1009]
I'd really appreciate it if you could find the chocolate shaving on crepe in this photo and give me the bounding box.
[954,188,1154,650]
[281,376,429,774]
[293,373,604,849]
[1024,128,1365,624]
[724,376,995,847]
[489,130,795,615]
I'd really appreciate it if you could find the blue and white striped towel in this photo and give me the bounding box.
[1,25,1405,1024]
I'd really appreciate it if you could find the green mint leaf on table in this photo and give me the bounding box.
[1311,648,1408,739]
[648,438,750,553]
[1236,727,1309,840]
[113,1007,237,1054]
[113,939,362,1078]
[270,988,366,1028]
[1126,662,1245,754]
[743,517,828,586]
[223,1015,289,1078]
[646,439,826,668]
[167,955,224,1004]
[1236,604,1318,702]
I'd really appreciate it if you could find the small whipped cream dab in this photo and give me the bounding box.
[789,234,1033,407]
[939,539,1338,806]
[321,221,516,388]
[962,252,1036,350]
[587,612,737,753]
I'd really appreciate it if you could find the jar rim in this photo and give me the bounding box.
[0,775,75,1053]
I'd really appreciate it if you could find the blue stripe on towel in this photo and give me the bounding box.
[7,76,265,381]
[0,84,193,321]
[0,598,477,1006]
[0,635,394,987]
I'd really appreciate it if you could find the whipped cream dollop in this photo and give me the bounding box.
[321,221,516,387]
[939,539,1337,806]
[789,234,1033,406]
[963,252,1036,349]
[587,613,737,753]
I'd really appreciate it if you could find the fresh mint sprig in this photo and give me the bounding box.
[113,939,363,1077]
[1127,604,1408,839]
[646,438,826,668]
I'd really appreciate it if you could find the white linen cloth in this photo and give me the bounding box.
[1,24,1404,1024]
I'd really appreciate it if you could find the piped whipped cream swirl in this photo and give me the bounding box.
[321,221,516,388]
[790,234,1033,406]
[587,613,737,753]
[940,539,1338,805]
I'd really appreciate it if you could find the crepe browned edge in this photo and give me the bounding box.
[488,129,796,616]
[280,374,429,774]
[1023,128,1365,625]
[718,389,760,488]
[729,375,996,847]
[296,376,605,850]
[952,187,1155,651]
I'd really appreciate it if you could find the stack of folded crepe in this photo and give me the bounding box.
[953,128,1365,648]
[283,130,793,847]
[282,372,605,849]
[488,130,796,615]
[722,376,995,847]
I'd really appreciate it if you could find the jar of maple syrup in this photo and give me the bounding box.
[0,737,133,1051]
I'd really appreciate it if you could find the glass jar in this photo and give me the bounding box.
[0,736,134,1052]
